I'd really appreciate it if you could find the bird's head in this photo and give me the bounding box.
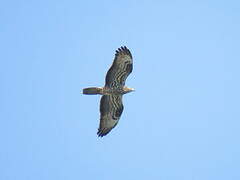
[123,87,135,94]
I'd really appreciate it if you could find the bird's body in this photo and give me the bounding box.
[83,86,134,95]
[83,46,134,137]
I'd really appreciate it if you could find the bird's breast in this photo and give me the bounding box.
[103,87,124,95]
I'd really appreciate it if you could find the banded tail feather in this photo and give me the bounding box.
[83,87,103,95]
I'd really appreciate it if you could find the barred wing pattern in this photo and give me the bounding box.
[105,46,133,88]
[98,95,124,137]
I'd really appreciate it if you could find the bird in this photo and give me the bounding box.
[82,46,134,137]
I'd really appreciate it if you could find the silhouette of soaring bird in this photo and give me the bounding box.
[83,46,134,137]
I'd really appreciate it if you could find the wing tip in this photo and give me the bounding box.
[97,122,118,137]
[97,128,112,137]
[115,46,132,59]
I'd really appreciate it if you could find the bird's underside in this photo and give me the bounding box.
[83,46,134,137]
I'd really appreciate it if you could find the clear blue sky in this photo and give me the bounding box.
[1,0,240,179]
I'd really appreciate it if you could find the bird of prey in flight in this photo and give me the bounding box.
[83,46,134,137]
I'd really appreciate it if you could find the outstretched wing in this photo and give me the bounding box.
[105,46,133,88]
[98,95,124,137]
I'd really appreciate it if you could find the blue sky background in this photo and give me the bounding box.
[1,0,240,179]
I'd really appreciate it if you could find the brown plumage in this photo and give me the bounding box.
[83,46,134,137]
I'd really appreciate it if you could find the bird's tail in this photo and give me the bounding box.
[82,87,103,95]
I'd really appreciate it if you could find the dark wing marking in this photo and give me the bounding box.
[98,95,124,137]
[105,46,133,88]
